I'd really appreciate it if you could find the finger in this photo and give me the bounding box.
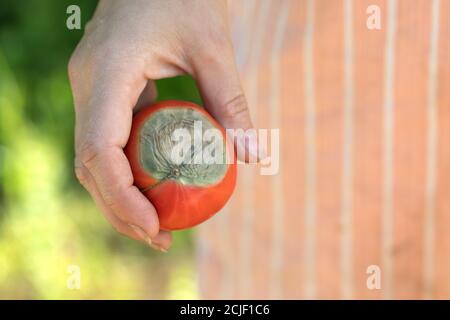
[151,230,173,252]
[134,80,158,113]
[129,225,173,252]
[75,157,173,251]
[74,158,141,242]
[78,142,161,240]
[75,68,161,240]
[191,40,262,163]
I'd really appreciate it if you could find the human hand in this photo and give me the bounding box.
[68,0,254,251]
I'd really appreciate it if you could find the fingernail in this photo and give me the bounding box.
[237,134,260,163]
[150,243,168,253]
[247,137,259,163]
[128,224,152,246]
[252,137,268,162]
[235,135,247,161]
[247,135,267,163]
[258,143,268,163]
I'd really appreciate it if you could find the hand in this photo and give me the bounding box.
[68,0,254,251]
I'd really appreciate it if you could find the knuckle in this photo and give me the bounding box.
[194,30,232,63]
[101,184,127,215]
[74,160,90,188]
[202,23,231,50]
[84,20,95,34]
[77,141,104,170]
[102,192,120,211]
[222,93,249,120]
[208,33,231,53]
[68,42,113,83]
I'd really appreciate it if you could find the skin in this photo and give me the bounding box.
[68,0,256,252]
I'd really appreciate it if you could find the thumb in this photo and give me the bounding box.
[192,44,260,163]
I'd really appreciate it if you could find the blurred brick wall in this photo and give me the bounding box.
[197,0,450,299]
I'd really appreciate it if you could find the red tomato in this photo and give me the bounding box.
[125,100,236,231]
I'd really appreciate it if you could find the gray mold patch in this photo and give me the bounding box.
[139,107,228,187]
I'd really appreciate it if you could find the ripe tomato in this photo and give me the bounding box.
[125,100,236,231]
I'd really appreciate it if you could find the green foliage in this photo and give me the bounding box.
[0,0,200,299]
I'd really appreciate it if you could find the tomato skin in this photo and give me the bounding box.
[124,100,236,231]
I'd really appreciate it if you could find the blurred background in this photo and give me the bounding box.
[4,0,450,300]
[0,0,202,299]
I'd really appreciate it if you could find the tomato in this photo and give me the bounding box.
[124,100,236,231]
